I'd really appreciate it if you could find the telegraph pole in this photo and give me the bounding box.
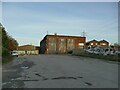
[82,31,86,37]
[47,31,49,35]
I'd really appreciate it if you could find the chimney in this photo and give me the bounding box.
[54,33,57,35]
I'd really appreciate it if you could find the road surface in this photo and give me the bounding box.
[2,55,118,88]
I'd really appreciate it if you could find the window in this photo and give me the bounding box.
[78,43,84,48]
[91,43,93,45]
[78,43,84,46]
[48,38,56,51]
[67,39,74,50]
[102,43,106,45]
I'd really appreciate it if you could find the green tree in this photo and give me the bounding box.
[0,23,18,57]
[2,27,9,57]
[8,36,18,51]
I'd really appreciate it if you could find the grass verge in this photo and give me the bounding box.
[2,55,14,64]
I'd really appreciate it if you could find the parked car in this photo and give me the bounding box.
[115,51,120,56]
[103,48,114,56]
[11,51,18,57]
[85,49,94,54]
[94,48,103,55]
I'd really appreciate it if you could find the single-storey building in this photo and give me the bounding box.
[40,34,86,54]
[17,45,39,55]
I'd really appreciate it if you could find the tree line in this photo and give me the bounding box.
[0,23,18,58]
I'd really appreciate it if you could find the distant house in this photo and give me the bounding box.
[40,34,86,54]
[17,45,39,55]
[86,39,98,47]
[86,39,109,48]
[98,40,109,47]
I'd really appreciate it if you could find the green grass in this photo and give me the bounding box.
[2,55,14,64]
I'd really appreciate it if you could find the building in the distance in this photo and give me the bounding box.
[17,45,39,55]
[98,40,109,47]
[86,39,98,47]
[40,34,86,54]
[86,39,109,48]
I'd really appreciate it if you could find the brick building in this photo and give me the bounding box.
[40,34,86,54]
[86,39,109,48]
[17,45,39,55]
[98,40,109,47]
[86,39,98,47]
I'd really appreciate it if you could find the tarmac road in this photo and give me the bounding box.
[2,55,118,88]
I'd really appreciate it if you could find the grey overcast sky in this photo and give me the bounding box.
[2,1,118,46]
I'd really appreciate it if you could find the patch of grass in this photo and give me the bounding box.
[2,55,14,64]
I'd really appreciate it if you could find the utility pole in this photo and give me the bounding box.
[47,31,49,35]
[82,31,86,37]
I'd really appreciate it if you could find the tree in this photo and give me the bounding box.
[8,36,18,51]
[1,23,19,57]
[2,27,9,57]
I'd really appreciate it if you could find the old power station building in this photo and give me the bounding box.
[40,34,86,54]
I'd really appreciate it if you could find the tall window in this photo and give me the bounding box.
[67,39,74,50]
[48,38,56,51]
[59,38,66,52]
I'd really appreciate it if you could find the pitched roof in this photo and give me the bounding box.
[86,39,98,44]
[99,40,109,43]
[17,45,36,50]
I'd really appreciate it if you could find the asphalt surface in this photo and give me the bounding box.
[2,55,118,88]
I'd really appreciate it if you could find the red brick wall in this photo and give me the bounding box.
[45,35,86,54]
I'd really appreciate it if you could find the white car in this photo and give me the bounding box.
[85,49,94,54]
[103,48,113,56]
[11,51,18,57]
[115,51,120,56]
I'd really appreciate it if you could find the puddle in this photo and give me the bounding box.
[52,76,77,80]
[22,79,39,81]
[35,73,41,77]
[42,78,49,80]
[21,66,29,69]
[77,76,83,78]
[34,72,84,81]
[84,82,92,86]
